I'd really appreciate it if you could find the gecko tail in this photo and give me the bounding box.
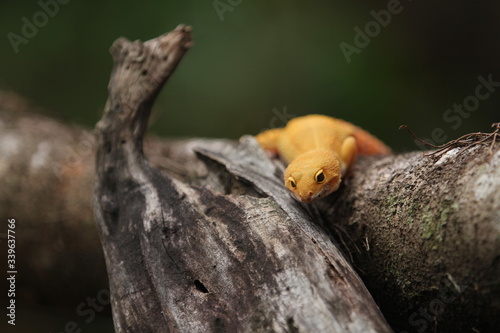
[352,127,392,155]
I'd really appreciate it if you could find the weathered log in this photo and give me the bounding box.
[195,134,500,333]
[318,142,500,333]
[0,93,106,306]
[1,27,498,333]
[94,25,392,332]
[0,91,224,307]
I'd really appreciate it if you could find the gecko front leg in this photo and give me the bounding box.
[340,136,357,174]
[255,128,283,155]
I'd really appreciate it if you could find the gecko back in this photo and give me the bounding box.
[346,121,392,155]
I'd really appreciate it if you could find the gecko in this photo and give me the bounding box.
[255,114,391,203]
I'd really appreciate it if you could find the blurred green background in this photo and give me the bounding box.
[1,0,499,331]
[2,0,499,152]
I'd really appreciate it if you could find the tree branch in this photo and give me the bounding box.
[319,143,500,332]
[94,25,391,332]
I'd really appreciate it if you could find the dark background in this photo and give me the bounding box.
[1,0,499,332]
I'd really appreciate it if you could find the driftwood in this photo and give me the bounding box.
[92,25,500,332]
[93,25,391,332]
[1,26,499,333]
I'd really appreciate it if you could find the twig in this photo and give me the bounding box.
[399,123,500,158]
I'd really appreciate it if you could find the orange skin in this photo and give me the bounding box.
[256,114,391,203]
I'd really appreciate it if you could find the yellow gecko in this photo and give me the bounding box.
[256,114,391,203]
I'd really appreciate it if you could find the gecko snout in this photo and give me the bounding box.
[293,191,314,203]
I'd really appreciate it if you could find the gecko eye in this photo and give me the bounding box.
[288,177,297,188]
[315,169,325,183]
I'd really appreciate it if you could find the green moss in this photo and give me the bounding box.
[384,259,415,297]
[421,212,437,240]
[385,194,399,216]
[405,291,420,299]
[406,202,418,227]
[384,194,422,227]
[420,201,458,247]
[378,194,461,301]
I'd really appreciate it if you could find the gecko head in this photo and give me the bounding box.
[284,150,342,203]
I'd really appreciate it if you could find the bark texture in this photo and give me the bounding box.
[319,144,500,333]
[0,91,217,307]
[93,26,391,332]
